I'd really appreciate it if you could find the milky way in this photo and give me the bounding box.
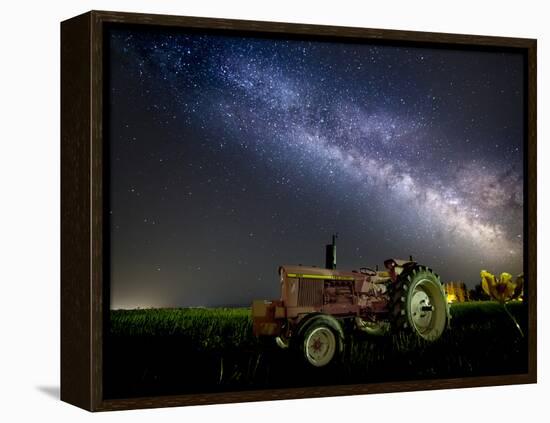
[107,27,525,308]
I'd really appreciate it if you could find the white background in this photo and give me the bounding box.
[0,0,545,421]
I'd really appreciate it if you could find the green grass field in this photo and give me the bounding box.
[105,302,527,399]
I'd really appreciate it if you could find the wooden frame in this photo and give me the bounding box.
[61,10,537,411]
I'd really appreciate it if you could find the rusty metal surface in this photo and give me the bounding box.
[252,300,284,336]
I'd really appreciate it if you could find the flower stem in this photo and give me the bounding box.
[503,302,524,338]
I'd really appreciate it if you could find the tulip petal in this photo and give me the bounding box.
[500,272,513,285]
[498,272,516,302]
[480,270,495,298]
[502,283,516,302]
[513,274,524,300]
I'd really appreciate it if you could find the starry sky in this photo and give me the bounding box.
[106,25,525,309]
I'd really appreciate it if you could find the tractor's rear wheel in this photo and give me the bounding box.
[391,266,449,341]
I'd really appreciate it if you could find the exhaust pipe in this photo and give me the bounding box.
[325,234,337,269]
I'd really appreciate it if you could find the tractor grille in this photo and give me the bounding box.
[298,279,323,306]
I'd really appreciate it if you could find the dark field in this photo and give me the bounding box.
[104,302,527,399]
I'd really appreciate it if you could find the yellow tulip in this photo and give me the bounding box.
[480,270,525,337]
[480,270,524,304]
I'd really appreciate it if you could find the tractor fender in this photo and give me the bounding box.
[294,313,345,354]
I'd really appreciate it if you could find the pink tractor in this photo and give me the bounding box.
[252,236,450,367]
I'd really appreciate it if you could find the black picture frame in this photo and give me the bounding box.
[61,10,537,411]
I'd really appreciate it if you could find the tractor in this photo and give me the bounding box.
[252,235,450,367]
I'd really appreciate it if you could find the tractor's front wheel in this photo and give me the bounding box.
[295,315,344,367]
[392,266,449,341]
[303,325,337,367]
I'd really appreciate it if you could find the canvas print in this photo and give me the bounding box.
[104,24,527,399]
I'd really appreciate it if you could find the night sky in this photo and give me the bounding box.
[107,26,525,309]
